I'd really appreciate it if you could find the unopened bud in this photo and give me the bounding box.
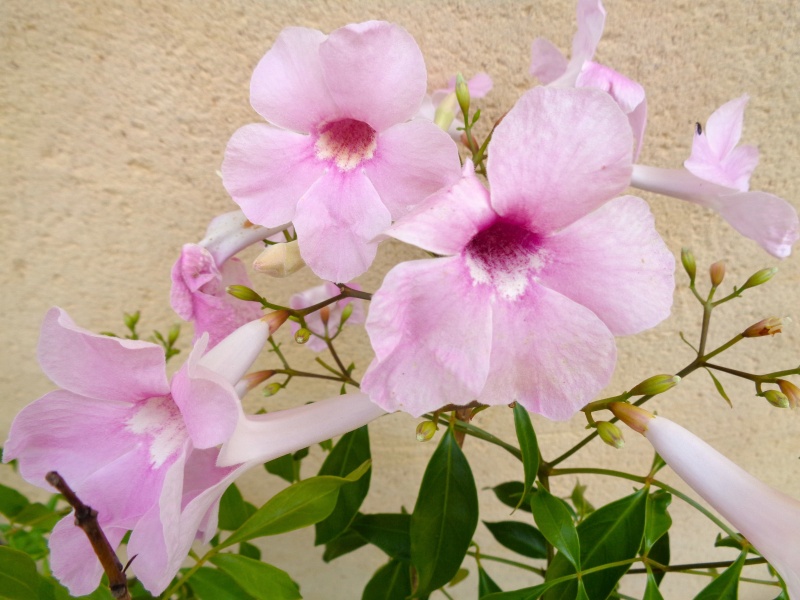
[124,311,141,330]
[743,317,782,338]
[416,421,438,442]
[262,310,290,335]
[681,248,696,284]
[341,303,354,324]
[238,370,275,395]
[167,323,180,345]
[455,73,470,118]
[319,306,330,326]
[629,374,681,397]
[263,382,283,397]
[596,421,625,449]
[709,261,725,287]
[763,389,790,409]
[741,267,777,290]
[433,92,458,131]
[253,241,306,277]
[777,380,799,409]
[227,284,263,303]
[609,402,654,435]
[294,328,312,344]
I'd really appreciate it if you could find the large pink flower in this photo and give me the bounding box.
[631,97,799,258]
[361,87,674,420]
[222,21,461,282]
[530,0,647,159]
[3,308,273,595]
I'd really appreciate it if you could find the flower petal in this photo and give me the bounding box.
[249,27,337,132]
[320,21,426,131]
[199,209,289,265]
[361,257,493,416]
[293,170,391,281]
[537,196,674,335]
[386,161,495,256]
[529,37,568,83]
[488,87,632,233]
[222,123,323,227]
[37,307,169,403]
[479,284,616,420]
[364,119,460,218]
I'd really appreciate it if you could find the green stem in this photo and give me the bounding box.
[273,368,351,384]
[466,551,544,575]
[628,557,767,574]
[267,336,289,369]
[701,334,743,362]
[428,415,522,460]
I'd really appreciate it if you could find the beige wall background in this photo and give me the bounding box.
[2,1,798,598]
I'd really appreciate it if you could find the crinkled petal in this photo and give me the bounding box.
[199,209,289,265]
[249,27,337,132]
[686,135,759,192]
[320,21,426,131]
[386,161,495,256]
[37,307,169,403]
[362,257,493,416]
[488,87,632,233]
[479,283,616,420]
[529,37,568,83]
[218,393,386,467]
[293,170,391,281]
[704,95,748,160]
[576,61,645,114]
[222,123,323,227]
[537,196,674,335]
[364,119,460,218]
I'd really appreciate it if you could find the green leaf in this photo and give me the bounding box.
[410,427,479,597]
[483,520,547,559]
[692,551,747,599]
[705,367,733,408]
[352,513,411,561]
[211,554,301,600]
[449,568,469,587]
[478,566,502,596]
[239,541,261,561]
[512,404,540,511]
[361,559,412,600]
[643,567,665,600]
[0,546,43,600]
[218,484,255,531]
[10,502,63,532]
[264,454,298,484]
[493,481,531,513]
[0,483,29,519]
[322,528,368,563]
[543,488,647,600]
[648,533,670,586]
[530,487,581,569]
[481,581,556,600]
[575,581,590,600]
[315,426,372,545]
[649,452,667,476]
[570,481,595,522]
[189,566,254,600]
[644,490,672,553]
[221,460,371,548]
[714,534,747,551]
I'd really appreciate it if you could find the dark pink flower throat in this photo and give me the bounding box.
[315,119,377,171]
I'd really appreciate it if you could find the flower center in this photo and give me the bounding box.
[126,396,187,469]
[315,119,378,171]
[464,220,548,300]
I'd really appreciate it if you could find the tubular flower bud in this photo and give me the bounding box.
[226,284,263,304]
[777,380,800,409]
[681,247,696,284]
[433,92,458,132]
[743,317,782,338]
[709,260,725,287]
[236,370,276,396]
[416,420,438,442]
[253,241,306,277]
[763,389,790,409]
[596,421,625,449]
[628,374,681,397]
[455,73,470,118]
[741,267,777,290]
[262,310,290,335]
[609,402,654,434]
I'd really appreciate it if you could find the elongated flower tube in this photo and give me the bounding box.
[611,403,800,596]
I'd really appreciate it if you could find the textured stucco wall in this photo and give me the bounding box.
[1,1,798,598]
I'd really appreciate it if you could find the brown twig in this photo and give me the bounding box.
[45,471,132,600]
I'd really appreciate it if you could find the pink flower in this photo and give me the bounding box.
[289,282,365,352]
[170,210,288,347]
[611,404,800,597]
[222,21,461,282]
[361,87,674,420]
[3,308,273,595]
[530,0,647,159]
[631,97,799,258]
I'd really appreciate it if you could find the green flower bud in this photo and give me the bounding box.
[596,421,625,449]
[763,389,790,409]
[263,382,283,397]
[340,303,354,324]
[741,267,777,290]
[294,328,312,344]
[681,247,696,284]
[433,92,458,132]
[629,374,681,397]
[778,380,799,409]
[709,260,725,287]
[455,72,470,118]
[416,420,438,442]
[227,285,263,303]
[124,311,141,331]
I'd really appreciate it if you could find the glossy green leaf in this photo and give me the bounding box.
[449,568,470,587]
[352,513,411,561]
[221,460,371,548]
[0,483,29,519]
[693,551,747,599]
[714,533,748,551]
[483,520,547,559]
[410,427,479,597]
[649,452,667,475]
[643,567,665,600]
[219,483,255,531]
[543,488,647,600]
[239,541,261,561]
[9,502,62,532]
[361,559,412,600]
[478,566,502,596]
[648,533,670,585]
[211,553,301,600]
[0,546,42,600]
[570,481,595,522]
[530,487,581,569]
[513,404,540,511]
[189,567,253,600]
[493,481,531,513]
[322,528,368,562]
[705,367,733,408]
[315,426,372,545]
[575,581,590,600]
[264,453,298,484]
[644,490,672,553]
[481,580,556,600]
